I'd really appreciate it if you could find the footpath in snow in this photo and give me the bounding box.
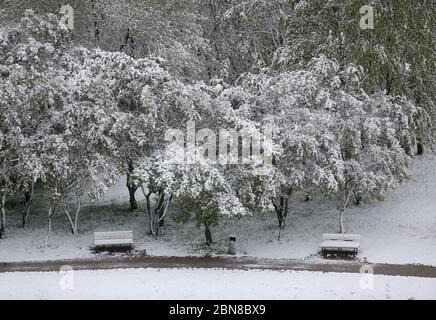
[1,268,435,300]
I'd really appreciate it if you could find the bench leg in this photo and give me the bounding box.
[321,249,327,258]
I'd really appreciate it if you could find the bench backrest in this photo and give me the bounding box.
[322,233,360,242]
[94,231,133,242]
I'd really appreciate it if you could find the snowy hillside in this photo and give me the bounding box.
[0,155,434,266]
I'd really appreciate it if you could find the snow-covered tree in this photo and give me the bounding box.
[3,0,211,81]
[174,161,247,245]
[0,11,121,239]
[0,100,26,237]
[271,0,435,152]
[38,76,120,240]
[132,81,214,237]
[132,79,264,241]
[235,55,414,235]
[76,49,172,211]
[0,9,72,232]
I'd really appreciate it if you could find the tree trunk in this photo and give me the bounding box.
[282,198,289,229]
[22,182,35,228]
[141,187,172,237]
[145,190,161,237]
[277,197,289,240]
[126,160,138,211]
[128,184,138,211]
[119,27,135,57]
[74,197,81,234]
[204,222,213,245]
[158,206,166,227]
[91,0,100,41]
[417,142,424,156]
[158,194,172,230]
[149,209,158,237]
[142,187,155,236]
[339,210,345,234]
[153,192,171,237]
[64,207,76,235]
[339,190,352,234]
[386,71,393,95]
[273,197,289,240]
[353,191,362,206]
[0,193,6,239]
[273,197,284,228]
[45,205,55,245]
[63,197,81,235]
[158,194,172,228]
[151,192,165,236]
[144,190,152,234]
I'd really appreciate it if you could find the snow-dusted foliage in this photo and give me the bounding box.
[0,3,433,245]
[0,11,123,238]
[0,10,72,236]
[135,155,247,242]
[234,55,414,234]
[131,81,254,240]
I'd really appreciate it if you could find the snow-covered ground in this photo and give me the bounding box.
[1,268,435,300]
[0,155,435,265]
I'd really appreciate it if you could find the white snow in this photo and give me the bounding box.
[0,268,435,300]
[0,155,435,265]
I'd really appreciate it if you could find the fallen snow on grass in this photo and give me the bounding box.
[0,268,435,300]
[0,155,435,265]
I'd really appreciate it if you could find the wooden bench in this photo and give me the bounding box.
[93,231,133,252]
[320,233,360,258]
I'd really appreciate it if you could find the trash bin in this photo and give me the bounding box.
[228,235,236,255]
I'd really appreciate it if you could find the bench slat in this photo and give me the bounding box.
[322,233,360,241]
[94,231,132,240]
[94,239,134,246]
[93,231,133,247]
[320,240,360,249]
